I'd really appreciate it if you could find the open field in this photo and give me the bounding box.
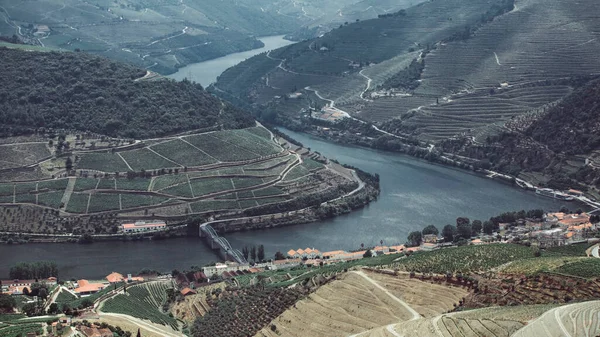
[0,143,50,169]
[256,270,463,337]
[391,244,537,274]
[101,281,178,330]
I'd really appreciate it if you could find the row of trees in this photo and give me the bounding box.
[242,245,265,262]
[9,261,58,280]
[406,209,547,246]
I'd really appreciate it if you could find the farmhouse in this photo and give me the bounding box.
[106,272,143,283]
[74,279,106,295]
[121,220,166,233]
[79,325,114,337]
[287,248,322,259]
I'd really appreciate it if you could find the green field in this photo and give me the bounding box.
[253,186,285,197]
[232,177,264,189]
[97,179,116,190]
[150,139,218,167]
[121,194,169,209]
[555,259,600,278]
[0,323,43,337]
[37,179,69,191]
[152,174,189,191]
[161,182,194,198]
[0,183,13,196]
[78,153,131,172]
[116,178,150,191]
[393,244,537,274]
[120,148,180,171]
[15,193,36,204]
[73,178,99,191]
[55,290,78,304]
[37,191,65,208]
[190,177,234,196]
[102,282,177,330]
[88,193,121,212]
[283,165,310,181]
[14,182,37,194]
[183,133,259,162]
[256,196,288,205]
[190,200,240,213]
[238,199,258,209]
[65,193,90,213]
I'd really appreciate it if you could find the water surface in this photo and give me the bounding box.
[167,35,294,87]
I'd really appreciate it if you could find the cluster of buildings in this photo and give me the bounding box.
[1,277,57,295]
[120,220,167,233]
[527,212,597,246]
[73,272,144,296]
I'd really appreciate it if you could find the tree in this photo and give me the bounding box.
[38,287,48,301]
[471,220,483,236]
[22,302,37,316]
[274,251,285,260]
[65,157,73,171]
[457,223,472,240]
[407,231,422,247]
[483,221,495,235]
[80,298,93,309]
[363,250,373,258]
[442,224,456,242]
[48,303,59,314]
[0,294,16,312]
[250,246,257,261]
[422,225,439,236]
[257,245,265,262]
[242,246,249,260]
[456,217,470,226]
[137,328,141,337]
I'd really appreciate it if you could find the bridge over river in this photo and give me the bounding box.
[199,224,247,264]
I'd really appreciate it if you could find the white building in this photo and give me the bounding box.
[121,220,167,233]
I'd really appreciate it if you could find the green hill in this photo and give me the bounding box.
[0,48,253,138]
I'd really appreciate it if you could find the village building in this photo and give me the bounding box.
[74,279,106,295]
[422,234,438,244]
[287,248,322,259]
[121,220,166,233]
[203,261,268,277]
[79,325,114,337]
[180,287,197,296]
[106,272,143,283]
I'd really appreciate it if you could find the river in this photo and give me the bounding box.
[0,129,568,279]
[167,35,295,87]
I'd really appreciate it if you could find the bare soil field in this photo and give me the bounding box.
[256,269,470,337]
[364,271,469,317]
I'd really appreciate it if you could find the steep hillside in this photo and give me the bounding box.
[441,77,600,192]
[214,0,600,148]
[0,0,425,74]
[212,0,515,118]
[0,48,253,138]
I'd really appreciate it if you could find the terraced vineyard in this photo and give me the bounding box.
[391,244,537,274]
[0,124,354,225]
[512,300,600,337]
[101,281,178,330]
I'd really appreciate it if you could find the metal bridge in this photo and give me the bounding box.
[199,224,247,264]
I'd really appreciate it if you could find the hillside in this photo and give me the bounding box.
[213,0,600,145]
[440,78,600,193]
[0,48,253,139]
[0,0,423,74]
[212,0,502,101]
